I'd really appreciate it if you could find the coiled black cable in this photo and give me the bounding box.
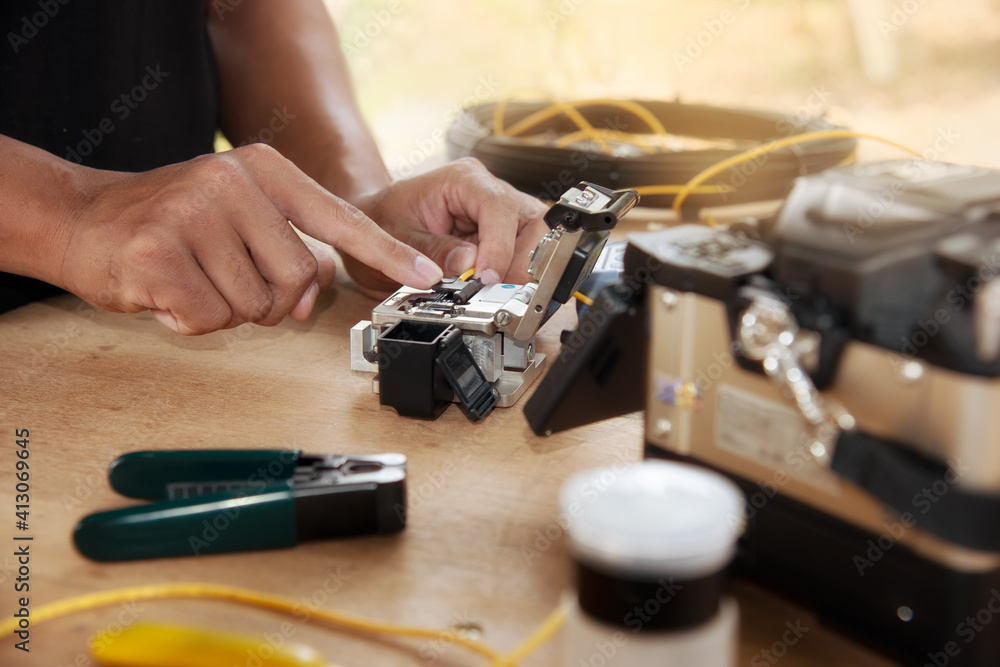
[446,99,857,215]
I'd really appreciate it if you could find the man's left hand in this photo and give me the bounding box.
[344,157,549,297]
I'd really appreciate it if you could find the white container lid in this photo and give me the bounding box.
[560,460,746,579]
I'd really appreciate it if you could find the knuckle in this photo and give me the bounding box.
[256,308,287,328]
[482,185,512,205]
[122,229,181,269]
[174,298,232,336]
[331,202,365,236]
[193,305,232,335]
[242,290,274,324]
[283,249,319,288]
[235,141,285,167]
[453,156,486,173]
[187,154,244,190]
[154,185,217,229]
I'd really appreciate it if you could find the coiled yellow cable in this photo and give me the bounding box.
[669,129,919,213]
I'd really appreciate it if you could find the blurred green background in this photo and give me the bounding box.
[323,0,1000,178]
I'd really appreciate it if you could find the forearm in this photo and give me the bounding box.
[207,0,389,202]
[0,134,94,288]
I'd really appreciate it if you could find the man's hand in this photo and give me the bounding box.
[57,144,444,334]
[207,2,548,299]
[347,158,550,297]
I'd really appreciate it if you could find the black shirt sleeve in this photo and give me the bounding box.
[0,0,221,312]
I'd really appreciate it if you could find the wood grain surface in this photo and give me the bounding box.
[0,269,896,666]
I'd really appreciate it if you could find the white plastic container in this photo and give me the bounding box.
[560,460,745,666]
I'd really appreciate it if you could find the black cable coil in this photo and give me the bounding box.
[446,100,857,214]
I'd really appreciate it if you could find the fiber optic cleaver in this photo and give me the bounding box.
[350,182,638,421]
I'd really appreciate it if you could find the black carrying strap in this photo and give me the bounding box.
[832,430,1000,551]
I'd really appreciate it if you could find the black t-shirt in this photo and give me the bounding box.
[0,0,220,312]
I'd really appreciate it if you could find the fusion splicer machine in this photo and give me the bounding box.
[526,160,1000,666]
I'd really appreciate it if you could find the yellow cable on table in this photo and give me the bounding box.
[489,606,567,667]
[91,623,333,667]
[0,583,501,663]
[0,583,568,666]
[670,130,920,214]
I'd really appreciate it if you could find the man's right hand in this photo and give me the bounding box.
[53,143,443,334]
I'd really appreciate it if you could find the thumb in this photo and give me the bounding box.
[397,230,478,278]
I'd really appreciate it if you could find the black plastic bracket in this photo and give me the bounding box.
[376,320,498,422]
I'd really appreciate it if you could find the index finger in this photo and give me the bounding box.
[231,144,443,288]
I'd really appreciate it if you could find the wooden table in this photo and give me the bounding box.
[0,269,896,666]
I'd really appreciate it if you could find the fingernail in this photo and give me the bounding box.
[291,281,320,321]
[445,245,476,276]
[414,254,444,286]
[479,269,501,285]
[152,309,180,332]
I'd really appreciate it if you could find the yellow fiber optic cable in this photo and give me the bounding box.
[670,130,919,214]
